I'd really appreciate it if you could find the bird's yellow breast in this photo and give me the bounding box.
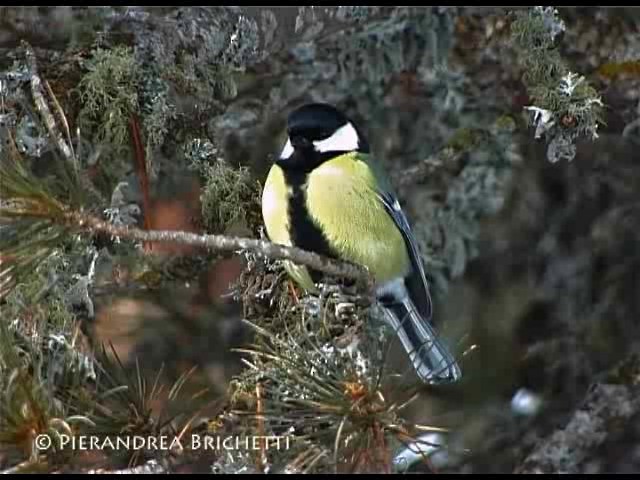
[262,163,316,290]
[261,164,291,247]
[261,152,410,290]
[305,153,410,283]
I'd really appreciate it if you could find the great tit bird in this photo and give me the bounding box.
[261,102,462,384]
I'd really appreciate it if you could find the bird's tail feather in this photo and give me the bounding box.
[381,295,462,384]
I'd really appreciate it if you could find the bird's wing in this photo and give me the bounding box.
[377,190,433,322]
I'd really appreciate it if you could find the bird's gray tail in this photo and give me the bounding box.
[380,294,462,384]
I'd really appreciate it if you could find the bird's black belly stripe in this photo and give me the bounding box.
[284,170,338,283]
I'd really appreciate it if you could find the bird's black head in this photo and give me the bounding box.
[277,103,369,172]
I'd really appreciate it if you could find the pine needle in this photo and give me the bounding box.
[227,316,433,473]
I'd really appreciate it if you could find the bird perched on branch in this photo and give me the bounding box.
[261,102,461,384]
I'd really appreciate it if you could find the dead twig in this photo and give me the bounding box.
[22,41,75,166]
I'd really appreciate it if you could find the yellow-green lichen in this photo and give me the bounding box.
[76,46,140,151]
[198,157,263,235]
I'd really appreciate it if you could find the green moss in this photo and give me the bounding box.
[510,8,567,94]
[446,127,485,152]
[139,74,175,154]
[183,137,263,235]
[2,235,93,335]
[198,157,262,235]
[77,46,140,151]
[165,55,236,102]
[494,115,517,133]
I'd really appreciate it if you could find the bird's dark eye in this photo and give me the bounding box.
[306,128,332,140]
[289,128,328,142]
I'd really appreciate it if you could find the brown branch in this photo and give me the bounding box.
[62,209,369,282]
[129,115,153,251]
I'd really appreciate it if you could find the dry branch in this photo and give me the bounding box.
[63,209,369,283]
[22,40,75,164]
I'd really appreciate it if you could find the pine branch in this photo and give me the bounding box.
[223,317,436,474]
[60,209,368,282]
[0,157,369,294]
[0,315,95,467]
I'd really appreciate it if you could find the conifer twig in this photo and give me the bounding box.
[0,158,368,295]
[61,209,369,282]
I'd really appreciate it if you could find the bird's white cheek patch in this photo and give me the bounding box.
[313,122,359,153]
[280,138,294,159]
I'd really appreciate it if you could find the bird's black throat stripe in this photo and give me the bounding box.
[283,169,339,283]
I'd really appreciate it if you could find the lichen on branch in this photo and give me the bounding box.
[76,45,140,151]
[510,6,605,162]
